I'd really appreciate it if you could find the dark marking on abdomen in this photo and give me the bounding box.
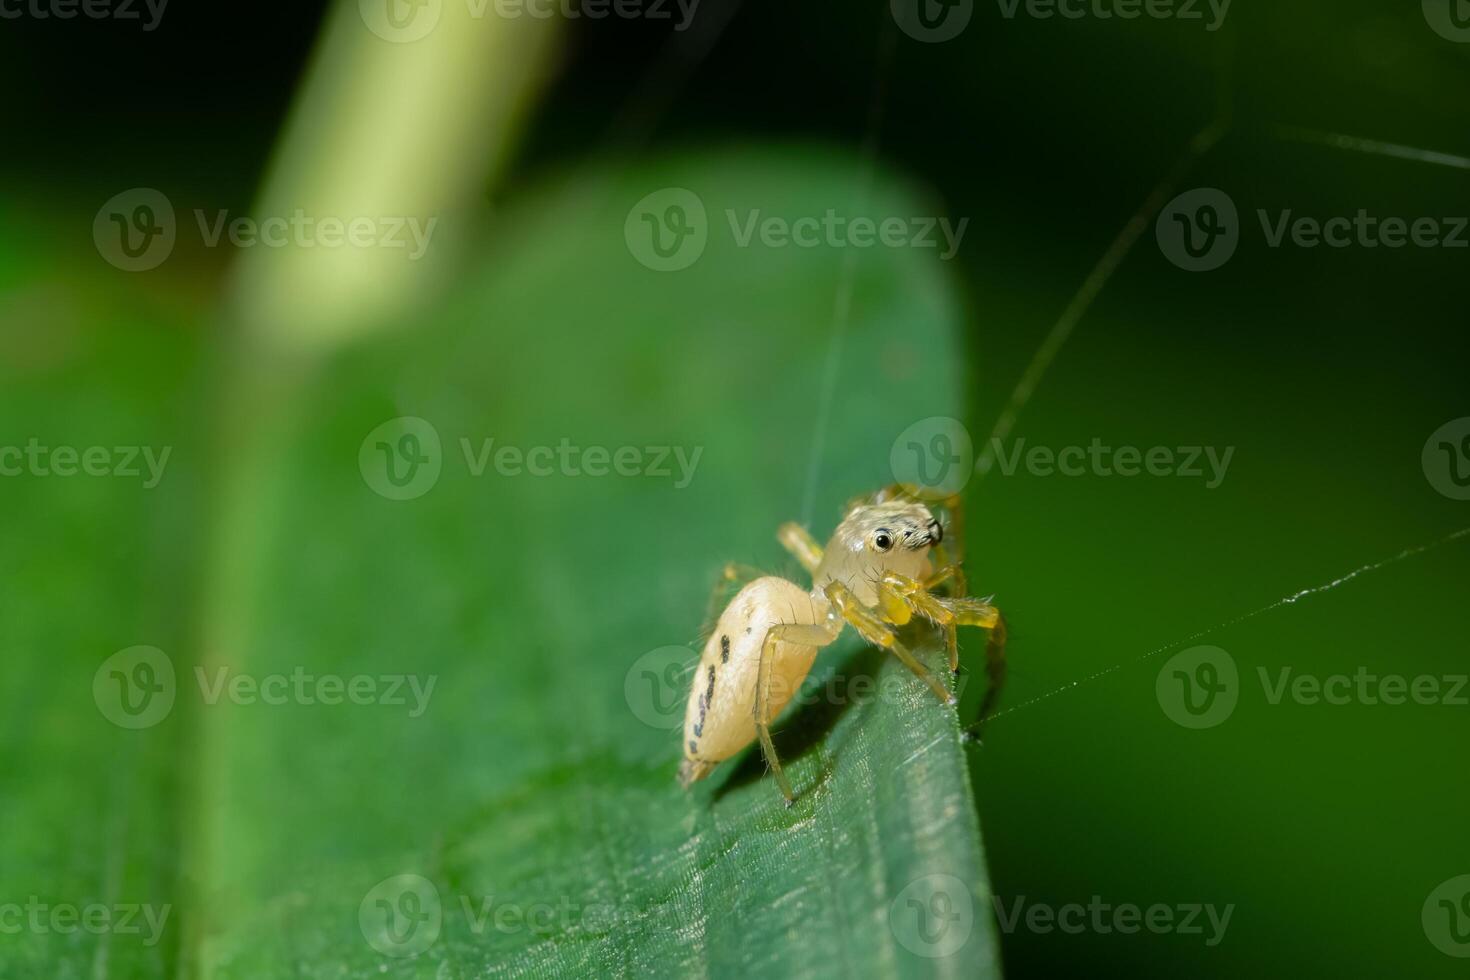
[694,664,717,737]
[720,635,730,663]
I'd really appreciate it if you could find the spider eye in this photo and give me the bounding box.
[872,530,893,552]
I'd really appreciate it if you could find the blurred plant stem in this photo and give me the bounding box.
[182,6,558,976]
[225,1,557,356]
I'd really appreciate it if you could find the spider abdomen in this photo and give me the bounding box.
[679,577,823,785]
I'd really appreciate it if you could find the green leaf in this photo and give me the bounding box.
[3,151,1001,978]
[0,271,198,978]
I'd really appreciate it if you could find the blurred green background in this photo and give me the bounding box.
[1,0,1467,977]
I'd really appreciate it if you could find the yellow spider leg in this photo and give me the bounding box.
[881,572,1004,692]
[923,564,958,593]
[941,596,1007,729]
[776,522,824,577]
[878,571,960,669]
[754,620,840,804]
[825,582,953,705]
[928,546,968,598]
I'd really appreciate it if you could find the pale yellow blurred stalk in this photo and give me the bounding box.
[184,4,558,976]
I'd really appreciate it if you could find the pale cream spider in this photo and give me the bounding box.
[678,484,1006,804]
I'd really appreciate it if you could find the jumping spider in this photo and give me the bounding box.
[678,483,1006,804]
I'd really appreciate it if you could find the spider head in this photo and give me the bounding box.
[831,500,943,581]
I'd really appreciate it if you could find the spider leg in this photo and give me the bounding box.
[952,602,1007,734]
[824,581,953,704]
[776,522,823,577]
[877,573,960,669]
[877,573,1006,723]
[754,618,842,804]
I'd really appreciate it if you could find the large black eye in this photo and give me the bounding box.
[873,530,894,552]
